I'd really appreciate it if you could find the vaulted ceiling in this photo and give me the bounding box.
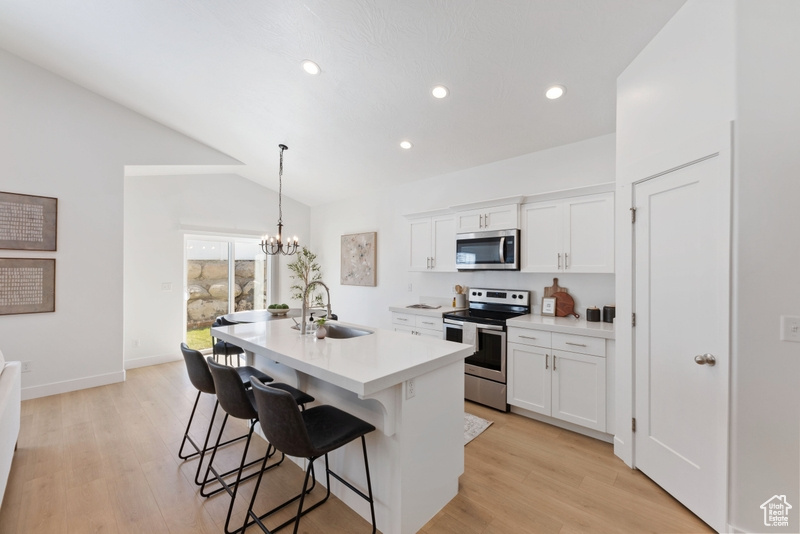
[0,0,684,206]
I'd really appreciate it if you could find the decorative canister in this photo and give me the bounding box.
[603,305,616,323]
[586,307,601,322]
[316,325,327,339]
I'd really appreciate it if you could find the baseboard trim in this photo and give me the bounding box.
[509,405,614,443]
[125,353,181,370]
[21,370,126,401]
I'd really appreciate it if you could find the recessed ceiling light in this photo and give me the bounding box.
[302,60,321,75]
[432,85,449,99]
[545,85,566,99]
[400,141,413,149]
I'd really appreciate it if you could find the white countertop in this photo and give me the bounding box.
[506,314,615,339]
[211,320,473,397]
[388,304,466,317]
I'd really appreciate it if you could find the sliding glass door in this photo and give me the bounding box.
[184,236,267,350]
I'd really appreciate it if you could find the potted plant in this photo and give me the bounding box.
[287,247,324,311]
[315,316,327,339]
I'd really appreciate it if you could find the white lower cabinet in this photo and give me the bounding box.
[392,311,443,338]
[508,329,607,432]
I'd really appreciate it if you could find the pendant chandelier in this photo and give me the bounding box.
[260,144,299,256]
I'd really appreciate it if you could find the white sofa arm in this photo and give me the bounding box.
[0,361,21,510]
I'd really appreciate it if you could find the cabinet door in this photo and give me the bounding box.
[454,209,484,233]
[430,215,456,271]
[562,193,614,273]
[394,324,415,335]
[483,204,518,230]
[408,218,432,271]
[551,351,606,431]
[520,201,562,272]
[507,343,551,415]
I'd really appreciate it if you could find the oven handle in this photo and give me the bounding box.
[443,318,504,331]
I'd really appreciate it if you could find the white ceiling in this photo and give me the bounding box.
[0,0,684,206]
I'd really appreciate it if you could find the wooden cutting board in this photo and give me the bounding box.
[552,291,580,318]
[544,278,567,298]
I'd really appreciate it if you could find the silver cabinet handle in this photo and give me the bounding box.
[421,321,435,326]
[520,335,537,340]
[479,214,483,228]
[565,252,569,269]
[694,353,716,366]
[485,213,490,227]
[558,253,562,269]
[553,355,557,371]
[430,256,435,269]
[565,342,587,347]
[545,354,549,369]
[397,317,409,322]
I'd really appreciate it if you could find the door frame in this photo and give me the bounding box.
[621,122,733,531]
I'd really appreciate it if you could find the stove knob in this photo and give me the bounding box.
[512,294,517,299]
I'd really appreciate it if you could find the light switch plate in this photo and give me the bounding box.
[779,315,800,343]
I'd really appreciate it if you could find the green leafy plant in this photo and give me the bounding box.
[315,317,327,326]
[287,247,324,309]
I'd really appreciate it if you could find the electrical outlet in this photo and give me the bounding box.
[21,361,32,373]
[780,315,800,343]
[161,282,173,291]
[407,283,412,292]
[406,378,416,399]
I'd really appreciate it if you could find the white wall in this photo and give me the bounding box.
[123,173,309,367]
[615,0,736,468]
[617,1,800,532]
[310,134,617,331]
[0,49,240,399]
[731,2,800,532]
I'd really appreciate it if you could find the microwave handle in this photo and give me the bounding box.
[498,237,506,263]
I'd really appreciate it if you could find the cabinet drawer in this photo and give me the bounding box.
[392,312,415,326]
[552,332,605,357]
[415,316,442,332]
[508,329,551,349]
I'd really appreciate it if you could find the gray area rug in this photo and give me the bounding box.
[464,413,493,445]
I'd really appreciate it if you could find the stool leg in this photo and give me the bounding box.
[361,436,377,534]
[177,390,202,460]
[200,412,229,497]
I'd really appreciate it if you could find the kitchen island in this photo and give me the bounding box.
[211,319,473,534]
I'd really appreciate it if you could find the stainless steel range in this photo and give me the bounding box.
[442,288,530,412]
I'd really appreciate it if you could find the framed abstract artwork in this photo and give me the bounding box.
[0,191,58,251]
[340,232,376,287]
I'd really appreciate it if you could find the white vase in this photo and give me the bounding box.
[315,326,327,339]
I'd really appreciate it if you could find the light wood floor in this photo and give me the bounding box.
[0,361,713,533]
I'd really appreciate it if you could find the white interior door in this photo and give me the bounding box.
[633,153,730,532]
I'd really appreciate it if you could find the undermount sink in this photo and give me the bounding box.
[324,323,374,339]
[291,322,374,339]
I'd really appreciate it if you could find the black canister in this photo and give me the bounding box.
[586,307,601,322]
[603,305,616,323]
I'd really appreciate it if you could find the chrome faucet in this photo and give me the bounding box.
[301,280,331,335]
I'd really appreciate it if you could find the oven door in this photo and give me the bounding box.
[443,320,507,384]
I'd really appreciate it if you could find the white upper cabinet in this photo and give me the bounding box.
[521,192,614,273]
[408,215,456,272]
[455,203,519,233]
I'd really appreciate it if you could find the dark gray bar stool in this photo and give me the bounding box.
[178,342,273,487]
[205,357,314,534]
[245,376,377,534]
[212,316,246,366]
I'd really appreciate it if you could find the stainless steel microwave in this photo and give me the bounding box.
[455,229,520,271]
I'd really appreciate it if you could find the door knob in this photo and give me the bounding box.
[694,353,716,366]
